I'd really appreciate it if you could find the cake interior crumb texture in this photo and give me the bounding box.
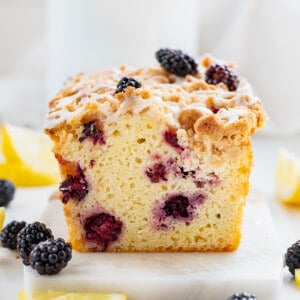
[45,54,267,252]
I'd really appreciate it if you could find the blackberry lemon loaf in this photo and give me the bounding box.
[45,49,266,252]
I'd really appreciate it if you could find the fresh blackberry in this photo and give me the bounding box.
[155,48,198,77]
[0,220,26,249]
[285,240,300,275]
[115,77,141,93]
[227,293,257,300]
[0,179,15,207]
[17,222,54,266]
[205,64,239,91]
[29,238,72,275]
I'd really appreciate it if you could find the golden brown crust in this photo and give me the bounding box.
[178,108,204,131]
[194,115,252,144]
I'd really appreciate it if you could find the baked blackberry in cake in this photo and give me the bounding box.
[45,49,266,252]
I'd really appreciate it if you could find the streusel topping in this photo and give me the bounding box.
[45,55,259,130]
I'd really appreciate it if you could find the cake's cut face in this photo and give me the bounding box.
[45,54,267,252]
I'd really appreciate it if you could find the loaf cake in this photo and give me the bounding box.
[45,49,266,252]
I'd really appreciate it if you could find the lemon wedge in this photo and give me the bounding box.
[296,269,300,286]
[0,207,5,231]
[18,291,127,300]
[275,150,300,205]
[0,163,58,187]
[0,123,60,187]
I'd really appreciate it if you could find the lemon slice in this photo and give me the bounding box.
[0,123,60,186]
[275,150,300,205]
[296,269,300,286]
[18,291,127,300]
[0,207,5,231]
[0,163,58,187]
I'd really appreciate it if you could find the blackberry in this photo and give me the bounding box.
[0,220,26,249]
[145,163,167,183]
[155,48,198,77]
[115,77,141,93]
[163,130,184,152]
[17,222,54,266]
[29,238,72,275]
[163,194,190,219]
[205,64,239,91]
[79,120,105,145]
[0,179,15,207]
[59,165,88,204]
[227,293,257,300]
[84,212,123,249]
[285,240,300,275]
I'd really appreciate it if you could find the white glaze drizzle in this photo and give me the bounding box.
[217,108,247,124]
[44,55,258,129]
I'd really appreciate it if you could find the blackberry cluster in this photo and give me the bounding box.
[227,293,257,300]
[29,238,72,275]
[205,64,239,91]
[115,77,141,93]
[17,222,54,265]
[155,48,198,77]
[285,240,300,275]
[0,179,15,207]
[0,220,26,249]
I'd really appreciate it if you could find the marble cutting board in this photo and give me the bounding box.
[20,190,283,300]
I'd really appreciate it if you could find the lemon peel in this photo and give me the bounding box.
[275,150,300,205]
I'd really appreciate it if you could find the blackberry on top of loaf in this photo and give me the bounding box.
[45,48,267,252]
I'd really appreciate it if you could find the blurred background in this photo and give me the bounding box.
[0,0,300,135]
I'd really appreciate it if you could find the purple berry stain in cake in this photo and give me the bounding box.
[145,157,201,183]
[210,107,219,114]
[153,192,207,229]
[163,194,189,218]
[79,120,105,145]
[59,164,88,204]
[163,130,184,152]
[145,163,167,183]
[179,167,196,178]
[90,159,96,168]
[194,172,220,188]
[84,212,123,249]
